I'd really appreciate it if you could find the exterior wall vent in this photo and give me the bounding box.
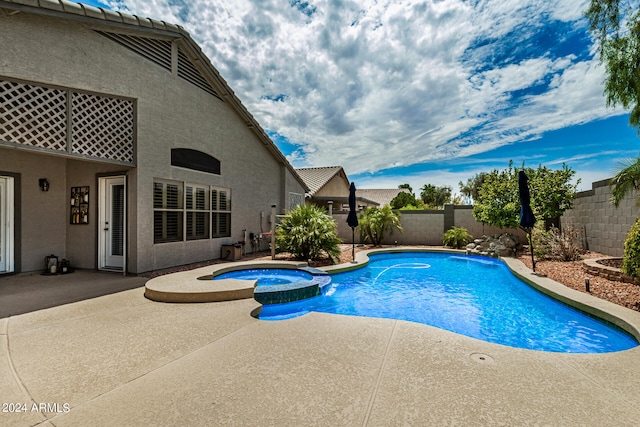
[177,47,220,99]
[0,78,134,164]
[96,31,172,71]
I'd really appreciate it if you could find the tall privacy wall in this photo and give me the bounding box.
[561,179,639,257]
[334,205,526,246]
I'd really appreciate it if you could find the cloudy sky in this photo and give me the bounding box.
[88,0,638,193]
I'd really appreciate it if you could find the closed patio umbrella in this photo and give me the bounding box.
[346,182,359,262]
[518,170,536,272]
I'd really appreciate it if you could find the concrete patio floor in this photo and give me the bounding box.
[2,265,640,426]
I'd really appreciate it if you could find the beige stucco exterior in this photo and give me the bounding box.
[0,3,306,274]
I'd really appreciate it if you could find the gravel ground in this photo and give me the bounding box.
[517,251,640,312]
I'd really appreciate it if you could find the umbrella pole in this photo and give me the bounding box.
[351,227,355,262]
[528,229,536,272]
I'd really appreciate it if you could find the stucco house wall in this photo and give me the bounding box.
[0,2,306,274]
[315,174,350,199]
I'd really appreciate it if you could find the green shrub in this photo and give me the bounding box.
[442,227,472,249]
[622,218,640,279]
[531,222,551,259]
[275,204,342,262]
[358,206,403,246]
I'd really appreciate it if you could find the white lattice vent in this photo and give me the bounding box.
[0,80,68,151]
[0,78,134,163]
[177,47,220,98]
[71,92,134,163]
[96,31,172,71]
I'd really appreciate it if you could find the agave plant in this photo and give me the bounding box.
[275,204,342,262]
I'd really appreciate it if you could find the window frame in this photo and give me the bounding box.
[153,179,231,244]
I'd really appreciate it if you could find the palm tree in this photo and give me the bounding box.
[275,204,342,262]
[610,156,640,207]
[358,206,403,246]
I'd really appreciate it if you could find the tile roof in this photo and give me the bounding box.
[0,0,309,191]
[356,188,410,207]
[296,166,345,196]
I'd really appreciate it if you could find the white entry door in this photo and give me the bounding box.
[99,176,126,271]
[0,176,14,273]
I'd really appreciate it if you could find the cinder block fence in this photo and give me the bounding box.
[333,205,526,246]
[561,179,639,257]
[332,178,639,258]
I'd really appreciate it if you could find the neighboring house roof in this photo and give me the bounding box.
[0,0,309,192]
[296,166,346,197]
[357,188,411,207]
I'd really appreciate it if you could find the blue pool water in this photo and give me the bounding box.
[213,268,313,286]
[258,252,638,353]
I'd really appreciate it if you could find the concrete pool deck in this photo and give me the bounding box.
[2,253,640,425]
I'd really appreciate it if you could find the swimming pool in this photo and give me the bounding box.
[257,252,638,353]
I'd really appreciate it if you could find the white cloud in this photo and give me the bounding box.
[108,0,628,183]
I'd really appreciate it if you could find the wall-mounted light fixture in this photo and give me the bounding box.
[39,178,49,192]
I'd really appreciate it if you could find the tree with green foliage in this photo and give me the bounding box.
[275,204,342,262]
[472,167,520,228]
[586,0,640,129]
[450,194,465,206]
[358,205,403,246]
[473,162,579,229]
[398,183,414,194]
[528,164,580,223]
[390,191,420,209]
[420,184,452,209]
[587,1,640,273]
[459,172,487,204]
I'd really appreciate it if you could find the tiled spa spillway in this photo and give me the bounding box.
[252,267,332,305]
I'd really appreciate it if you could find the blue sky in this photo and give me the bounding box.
[85,0,638,193]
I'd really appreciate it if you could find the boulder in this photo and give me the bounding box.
[466,233,521,258]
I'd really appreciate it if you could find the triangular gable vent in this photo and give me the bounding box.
[96,30,220,99]
[177,47,220,99]
[96,31,172,71]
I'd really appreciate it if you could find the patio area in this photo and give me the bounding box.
[1,262,640,426]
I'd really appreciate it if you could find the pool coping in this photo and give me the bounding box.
[144,260,306,303]
[143,247,640,342]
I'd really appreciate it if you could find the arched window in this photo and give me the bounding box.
[171,148,220,175]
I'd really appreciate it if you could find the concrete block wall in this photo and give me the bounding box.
[453,207,526,241]
[334,205,524,246]
[561,179,640,257]
[333,178,639,256]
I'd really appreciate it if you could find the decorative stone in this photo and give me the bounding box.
[465,233,523,258]
[499,235,517,249]
[494,244,511,257]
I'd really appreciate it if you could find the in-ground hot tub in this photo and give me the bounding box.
[212,266,332,304]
